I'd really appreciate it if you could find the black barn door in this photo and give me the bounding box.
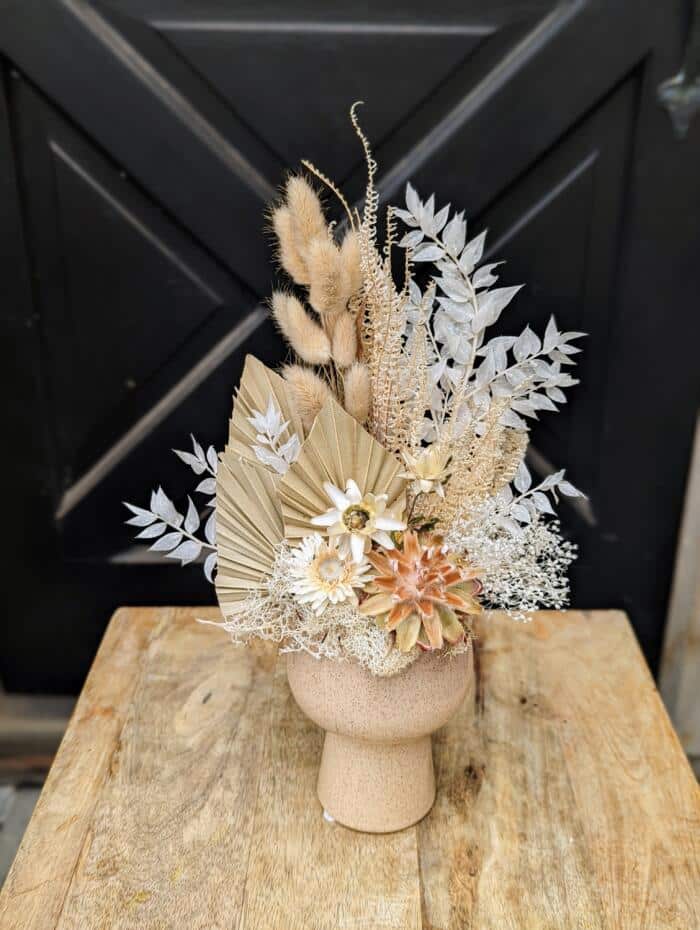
[1,0,699,691]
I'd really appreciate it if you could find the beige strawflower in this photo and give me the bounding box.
[288,534,372,615]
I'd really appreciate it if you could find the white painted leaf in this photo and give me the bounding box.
[184,496,200,534]
[196,477,217,495]
[459,230,487,275]
[532,491,555,515]
[278,434,301,462]
[191,435,206,463]
[441,212,466,255]
[513,326,541,362]
[393,207,419,227]
[494,515,524,537]
[546,386,567,404]
[433,203,450,235]
[204,551,217,583]
[510,503,531,523]
[400,230,424,249]
[204,511,216,544]
[529,392,558,412]
[124,503,157,527]
[412,244,444,263]
[474,286,522,329]
[499,409,528,430]
[173,450,206,474]
[540,469,566,490]
[150,531,183,552]
[206,446,218,473]
[472,262,502,289]
[542,316,559,353]
[136,521,166,539]
[474,351,495,389]
[420,194,435,233]
[405,183,421,216]
[150,487,182,526]
[557,343,582,356]
[514,461,531,493]
[559,480,584,497]
[167,540,202,565]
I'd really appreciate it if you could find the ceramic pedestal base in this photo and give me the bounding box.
[318,731,434,833]
[287,644,472,834]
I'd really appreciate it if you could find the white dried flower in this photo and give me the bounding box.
[310,479,406,562]
[287,534,372,615]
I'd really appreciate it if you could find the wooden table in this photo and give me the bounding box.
[1,608,699,929]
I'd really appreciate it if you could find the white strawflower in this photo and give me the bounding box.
[310,478,406,563]
[288,534,372,615]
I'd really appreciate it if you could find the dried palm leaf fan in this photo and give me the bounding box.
[215,453,283,613]
[278,395,406,539]
[228,355,306,466]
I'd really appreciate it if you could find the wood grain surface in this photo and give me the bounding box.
[1,608,698,929]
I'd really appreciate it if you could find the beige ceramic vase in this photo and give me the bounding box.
[286,642,473,833]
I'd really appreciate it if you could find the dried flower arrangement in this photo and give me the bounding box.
[125,104,584,678]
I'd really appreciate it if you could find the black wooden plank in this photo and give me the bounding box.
[0,0,278,294]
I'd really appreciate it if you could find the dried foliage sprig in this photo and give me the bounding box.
[124,435,217,582]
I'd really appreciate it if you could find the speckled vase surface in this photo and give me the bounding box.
[286,643,473,833]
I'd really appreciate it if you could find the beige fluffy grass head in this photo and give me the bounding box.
[343,361,371,424]
[307,236,348,317]
[286,176,326,245]
[271,291,331,365]
[331,312,358,368]
[282,364,332,432]
[340,230,363,298]
[272,206,309,284]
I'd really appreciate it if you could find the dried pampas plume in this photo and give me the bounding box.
[343,361,371,424]
[307,236,348,317]
[283,364,332,431]
[271,292,331,366]
[331,312,358,368]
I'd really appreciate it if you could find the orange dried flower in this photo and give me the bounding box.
[359,531,482,652]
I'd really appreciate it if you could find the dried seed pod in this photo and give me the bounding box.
[271,292,331,366]
[331,312,358,368]
[282,364,332,431]
[307,236,347,317]
[343,361,371,424]
[272,206,309,284]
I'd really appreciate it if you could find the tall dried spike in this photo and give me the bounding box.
[343,361,371,424]
[271,292,331,365]
[331,312,358,368]
[350,101,378,239]
[282,363,332,432]
[271,206,309,284]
